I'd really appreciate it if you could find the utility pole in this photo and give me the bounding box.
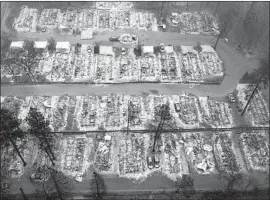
[20,188,29,200]
[214,20,228,50]
[127,101,131,135]
[241,79,261,116]
[93,172,101,198]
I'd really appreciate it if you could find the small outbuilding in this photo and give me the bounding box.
[141,46,154,54]
[56,42,70,53]
[164,46,174,53]
[201,45,216,53]
[34,41,48,49]
[81,29,94,40]
[10,41,24,49]
[99,45,113,55]
[181,46,196,54]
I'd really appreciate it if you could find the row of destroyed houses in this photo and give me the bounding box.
[9,41,175,55]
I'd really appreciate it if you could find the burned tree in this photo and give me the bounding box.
[241,57,269,116]
[43,167,73,200]
[13,40,40,82]
[127,101,137,135]
[214,19,229,50]
[175,175,195,198]
[1,108,27,166]
[90,171,106,200]
[26,108,56,165]
[151,103,173,153]
[47,37,56,54]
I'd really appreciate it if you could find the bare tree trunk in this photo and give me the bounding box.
[49,169,64,200]
[45,148,55,166]
[199,2,203,12]
[214,20,228,50]
[127,101,130,135]
[41,131,56,160]
[20,188,29,200]
[214,2,220,16]
[93,172,101,197]
[160,2,164,17]
[42,181,50,198]
[8,136,27,166]
[152,106,167,153]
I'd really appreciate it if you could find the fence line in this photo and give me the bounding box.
[50,126,269,134]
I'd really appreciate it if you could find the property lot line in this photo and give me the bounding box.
[49,126,269,134]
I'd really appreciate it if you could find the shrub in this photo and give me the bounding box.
[194,42,202,53]
[47,37,56,54]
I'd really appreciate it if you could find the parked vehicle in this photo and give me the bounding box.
[227,93,236,103]
[174,103,181,112]
[147,156,154,169]
[160,43,165,52]
[109,37,119,42]
[121,47,127,55]
[154,154,160,168]
[1,182,10,190]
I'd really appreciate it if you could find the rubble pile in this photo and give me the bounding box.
[117,55,139,81]
[14,3,157,33]
[59,136,93,178]
[13,6,39,32]
[110,11,130,30]
[1,94,238,132]
[213,132,239,173]
[4,44,225,84]
[95,2,133,10]
[172,93,201,127]
[171,12,219,35]
[130,12,158,31]
[38,9,60,29]
[236,84,269,126]
[118,133,149,180]
[95,55,114,82]
[199,97,234,128]
[94,133,114,173]
[183,132,216,174]
[179,46,224,83]
[158,52,179,81]
[241,131,269,172]
[139,54,159,81]
[77,9,98,29]
[162,134,183,180]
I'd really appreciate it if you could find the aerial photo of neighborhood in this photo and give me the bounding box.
[0,1,269,200]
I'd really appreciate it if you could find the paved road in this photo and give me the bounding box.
[9,171,269,195]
